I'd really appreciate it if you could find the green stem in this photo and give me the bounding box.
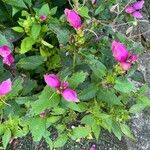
[73,53,76,71]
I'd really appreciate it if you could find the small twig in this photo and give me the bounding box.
[129,29,150,38]
[83,29,99,39]
[68,0,74,8]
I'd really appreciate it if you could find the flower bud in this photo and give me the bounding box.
[62,88,79,102]
[132,11,143,18]
[64,9,82,30]
[128,54,138,63]
[90,144,96,150]
[62,82,69,89]
[112,41,129,63]
[44,74,61,88]
[120,62,131,71]
[39,15,47,21]
[3,54,14,66]
[0,45,11,58]
[0,79,12,96]
[133,0,144,10]
[125,6,135,14]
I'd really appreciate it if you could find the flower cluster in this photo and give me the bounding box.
[112,41,138,71]
[125,0,144,18]
[0,79,12,96]
[64,9,82,30]
[0,45,14,66]
[44,74,79,102]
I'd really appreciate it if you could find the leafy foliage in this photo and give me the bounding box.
[0,0,149,149]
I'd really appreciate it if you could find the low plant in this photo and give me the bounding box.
[0,0,149,149]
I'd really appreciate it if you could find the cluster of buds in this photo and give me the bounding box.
[0,45,14,66]
[44,74,79,102]
[112,41,138,71]
[125,0,144,18]
[0,79,12,96]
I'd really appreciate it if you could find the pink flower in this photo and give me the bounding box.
[133,0,144,10]
[62,82,69,89]
[44,74,61,88]
[125,0,144,19]
[39,15,47,21]
[120,62,131,71]
[64,9,82,29]
[62,88,79,102]
[90,144,96,150]
[125,6,135,14]
[112,41,129,62]
[128,54,138,63]
[132,11,143,18]
[0,79,12,96]
[3,54,14,66]
[0,45,11,58]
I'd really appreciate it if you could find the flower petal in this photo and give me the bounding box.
[0,79,12,96]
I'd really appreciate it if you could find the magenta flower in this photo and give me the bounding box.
[3,54,14,66]
[44,74,61,88]
[120,62,131,71]
[62,82,69,89]
[64,9,82,29]
[90,144,96,150]
[0,79,12,96]
[112,41,129,62]
[125,0,144,19]
[0,45,11,58]
[39,15,47,21]
[112,41,138,71]
[62,88,79,102]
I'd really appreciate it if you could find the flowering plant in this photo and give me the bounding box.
[0,0,149,149]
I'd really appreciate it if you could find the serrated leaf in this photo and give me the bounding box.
[77,6,90,18]
[2,129,11,149]
[112,121,123,140]
[92,123,101,140]
[49,24,70,45]
[28,117,46,141]
[20,37,35,54]
[31,23,41,39]
[17,55,44,70]
[71,126,91,140]
[130,70,145,83]
[7,78,23,98]
[39,4,50,16]
[114,79,135,93]
[81,114,94,126]
[129,103,147,113]
[120,124,135,140]
[53,134,68,148]
[4,0,27,9]
[31,86,60,115]
[68,71,87,89]
[79,84,98,100]
[97,89,122,106]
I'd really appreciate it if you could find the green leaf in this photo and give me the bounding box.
[53,134,68,148]
[0,34,10,47]
[28,117,46,141]
[89,60,106,78]
[49,24,70,45]
[138,96,150,107]
[130,70,145,83]
[81,114,94,126]
[2,129,11,149]
[114,79,135,93]
[112,121,123,140]
[4,0,27,9]
[94,5,105,16]
[79,84,98,100]
[97,89,122,106]
[17,55,44,70]
[77,6,90,18]
[120,124,135,140]
[7,78,23,98]
[23,0,32,7]
[46,116,61,125]
[50,7,58,15]
[41,40,54,48]
[129,103,147,113]
[71,126,91,140]
[68,71,87,89]
[12,27,24,33]
[20,37,35,54]
[39,4,50,16]
[92,123,101,140]
[31,86,60,115]
[31,23,41,39]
